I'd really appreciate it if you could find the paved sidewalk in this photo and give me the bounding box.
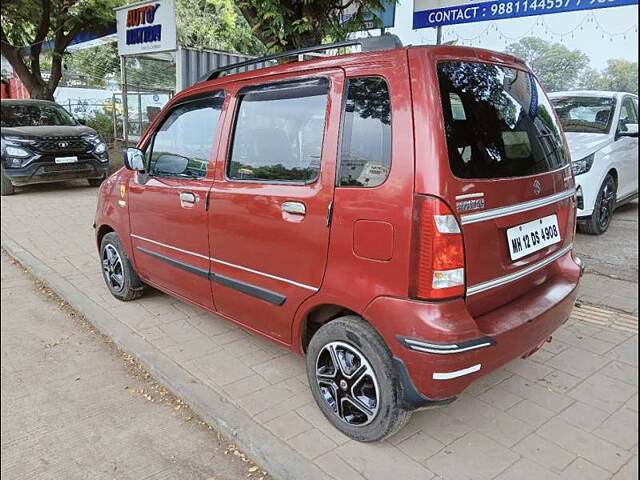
[1,254,269,480]
[2,182,638,480]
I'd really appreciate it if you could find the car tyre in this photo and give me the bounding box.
[306,315,411,442]
[88,174,106,187]
[100,232,144,301]
[1,169,15,196]
[579,174,617,235]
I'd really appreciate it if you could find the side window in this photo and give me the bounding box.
[339,77,392,187]
[228,78,329,183]
[619,96,638,131]
[149,94,224,178]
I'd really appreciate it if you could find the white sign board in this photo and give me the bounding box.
[115,0,177,56]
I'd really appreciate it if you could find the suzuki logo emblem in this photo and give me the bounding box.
[58,141,69,148]
[533,180,542,195]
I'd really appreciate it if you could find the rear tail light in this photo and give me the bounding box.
[410,195,465,300]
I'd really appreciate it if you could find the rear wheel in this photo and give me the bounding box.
[1,169,15,196]
[306,316,411,442]
[579,174,617,235]
[100,232,144,301]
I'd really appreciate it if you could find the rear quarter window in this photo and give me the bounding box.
[437,61,569,180]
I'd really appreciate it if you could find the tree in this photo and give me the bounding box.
[579,67,605,91]
[234,0,394,51]
[599,59,638,95]
[1,0,122,99]
[177,0,264,54]
[506,36,589,92]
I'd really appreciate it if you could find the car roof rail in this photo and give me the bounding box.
[198,34,403,83]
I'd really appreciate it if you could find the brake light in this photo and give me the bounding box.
[410,195,465,300]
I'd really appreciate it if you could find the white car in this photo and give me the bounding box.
[550,91,638,234]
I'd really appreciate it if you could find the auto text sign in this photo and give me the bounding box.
[115,0,177,56]
[413,0,639,29]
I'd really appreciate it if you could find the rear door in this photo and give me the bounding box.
[208,70,344,344]
[413,53,576,317]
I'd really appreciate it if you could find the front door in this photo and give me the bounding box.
[128,92,225,310]
[208,71,344,344]
[614,95,639,198]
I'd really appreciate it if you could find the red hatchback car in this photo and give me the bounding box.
[94,36,583,442]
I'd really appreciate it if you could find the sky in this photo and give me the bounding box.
[385,1,638,70]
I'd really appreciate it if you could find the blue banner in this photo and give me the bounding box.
[413,0,639,29]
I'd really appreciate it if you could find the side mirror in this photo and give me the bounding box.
[123,147,145,171]
[154,154,189,176]
[617,123,639,139]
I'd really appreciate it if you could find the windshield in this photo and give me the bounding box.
[0,103,77,127]
[550,96,616,134]
[437,61,569,179]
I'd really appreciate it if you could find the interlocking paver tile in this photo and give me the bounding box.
[537,417,631,473]
[562,457,612,480]
[513,433,575,472]
[593,407,639,450]
[606,337,639,366]
[612,456,638,480]
[494,458,562,480]
[265,412,313,440]
[424,431,518,480]
[558,401,610,432]
[395,430,444,463]
[600,361,639,386]
[336,440,432,480]
[506,399,556,427]
[546,346,611,378]
[569,371,637,413]
[287,429,337,460]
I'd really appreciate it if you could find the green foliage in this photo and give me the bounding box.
[506,37,589,92]
[85,109,120,143]
[1,0,124,99]
[234,0,396,51]
[177,0,264,54]
[598,59,638,95]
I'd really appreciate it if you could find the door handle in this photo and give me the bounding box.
[281,201,306,215]
[179,192,197,203]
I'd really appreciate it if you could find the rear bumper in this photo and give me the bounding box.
[3,158,108,186]
[364,250,582,407]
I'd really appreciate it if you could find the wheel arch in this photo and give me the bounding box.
[299,303,363,354]
[96,224,115,250]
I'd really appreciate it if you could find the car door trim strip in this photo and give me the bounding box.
[136,247,209,278]
[467,243,573,296]
[460,189,576,225]
[135,246,287,306]
[131,234,319,292]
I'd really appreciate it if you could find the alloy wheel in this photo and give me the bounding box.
[315,341,380,426]
[102,244,125,292]
[598,180,616,231]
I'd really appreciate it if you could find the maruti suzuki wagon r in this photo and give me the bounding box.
[94,36,583,442]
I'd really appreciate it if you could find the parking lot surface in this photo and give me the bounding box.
[1,181,638,480]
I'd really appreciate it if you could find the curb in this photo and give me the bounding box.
[1,233,328,480]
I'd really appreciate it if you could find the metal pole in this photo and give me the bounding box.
[436,26,443,45]
[112,93,117,142]
[137,92,142,137]
[120,55,129,146]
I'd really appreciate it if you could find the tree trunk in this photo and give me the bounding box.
[28,84,55,100]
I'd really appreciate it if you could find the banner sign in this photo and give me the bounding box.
[115,0,177,56]
[413,0,639,29]
[342,0,396,29]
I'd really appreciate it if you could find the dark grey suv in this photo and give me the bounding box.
[1,99,109,195]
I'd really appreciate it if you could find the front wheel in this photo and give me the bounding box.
[100,232,144,301]
[306,316,411,442]
[579,174,617,235]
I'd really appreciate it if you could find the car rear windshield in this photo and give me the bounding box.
[1,103,77,127]
[437,61,569,179]
[550,96,616,134]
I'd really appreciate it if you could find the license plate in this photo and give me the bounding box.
[507,214,561,261]
[55,156,78,164]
